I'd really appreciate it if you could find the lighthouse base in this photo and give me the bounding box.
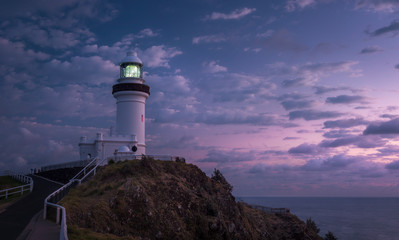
[79,132,145,163]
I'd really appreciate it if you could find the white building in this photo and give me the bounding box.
[79,52,150,162]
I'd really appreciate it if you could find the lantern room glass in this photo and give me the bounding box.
[121,63,141,78]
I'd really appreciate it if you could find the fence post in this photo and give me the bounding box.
[5,190,8,200]
[56,208,61,224]
[43,203,47,220]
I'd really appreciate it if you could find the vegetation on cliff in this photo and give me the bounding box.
[61,157,323,240]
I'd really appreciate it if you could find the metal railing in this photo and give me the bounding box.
[43,157,107,240]
[0,174,33,199]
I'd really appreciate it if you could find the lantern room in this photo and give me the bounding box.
[120,51,143,78]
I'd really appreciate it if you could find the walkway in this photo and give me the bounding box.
[0,175,62,240]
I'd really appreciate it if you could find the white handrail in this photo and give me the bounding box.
[43,157,107,240]
[0,174,33,200]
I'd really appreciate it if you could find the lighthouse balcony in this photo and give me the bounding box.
[112,83,150,95]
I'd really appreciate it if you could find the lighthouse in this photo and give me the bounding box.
[113,52,150,154]
[78,52,150,162]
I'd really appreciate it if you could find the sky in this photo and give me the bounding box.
[1,0,399,197]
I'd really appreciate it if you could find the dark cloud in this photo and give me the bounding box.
[395,64,399,70]
[283,137,300,140]
[280,99,313,110]
[301,154,358,171]
[325,95,367,104]
[288,143,322,154]
[363,118,399,135]
[368,20,399,36]
[319,135,387,148]
[289,110,343,120]
[385,160,399,170]
[198,149,256,163]
[355,0,399,12]
[323,118,369,128]
[281,78,307,88]
[360,46,383,54]
[323,130,353,139]
[380,114,399,119]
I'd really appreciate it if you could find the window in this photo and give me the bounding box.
[123,64,140,78]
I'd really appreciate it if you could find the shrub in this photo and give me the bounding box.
[306,218,320,233]
[211,169,233,193]
[325,231,338,240]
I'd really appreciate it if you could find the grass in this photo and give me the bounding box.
[0,176,22,190]
[0,176,30,212]
[68,225,136,240]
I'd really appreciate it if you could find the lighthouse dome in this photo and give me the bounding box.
[117,145,131,153]
[120,51,142,65]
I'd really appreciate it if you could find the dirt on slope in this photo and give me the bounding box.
[61,157,322,240]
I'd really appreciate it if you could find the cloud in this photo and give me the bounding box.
[325,95,368,104]
[313,85,351,95]
[289,110,343,120]
[288,143,322,154]
[368,20,399,36]
[301,154,358,171]
[355,0,399,12]
[44,55,118,85]
[198,149,257,163]
[281,78,307,88]
[203,61,228,73]
[285,0,316,12]
[319,135,387,148]
[363,118,399,135]
[204,7,256,21]
[192,34,226,44]
[360,46,383,54]
[386,160,399,170]
[0,37,50,66]
[323,118,369,128]
[395,64,399,70]
[270,61,360,87]
[141,45,182,68]
[197,110,285,126]
[280,100,313,110]
[137,28,159,38]
[323,129,354,139]
[0,117,102,172]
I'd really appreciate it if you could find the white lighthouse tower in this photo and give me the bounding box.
[78,52,150,162]
[113,52,150,153]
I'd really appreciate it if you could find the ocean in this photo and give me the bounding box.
[238,197,399,240]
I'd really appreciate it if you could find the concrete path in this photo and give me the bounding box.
[0,175,62,240]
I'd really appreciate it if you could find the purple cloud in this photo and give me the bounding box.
[280,99,313,110]
[385,160,399,170]
[204,8,256,21]
[319,135,387,148]
[355,0,399,12]
[301,154,358,171]
[288,143,321,154]
[360,46,383,54]
[325,95,367,104]
[363,118,399,135]
[192,34,226,44]
[289,110,343,120]
[369,20,399,36]
[323,118,369,128]
[313,85,350,95]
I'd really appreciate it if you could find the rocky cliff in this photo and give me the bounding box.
[61,157,322,240]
